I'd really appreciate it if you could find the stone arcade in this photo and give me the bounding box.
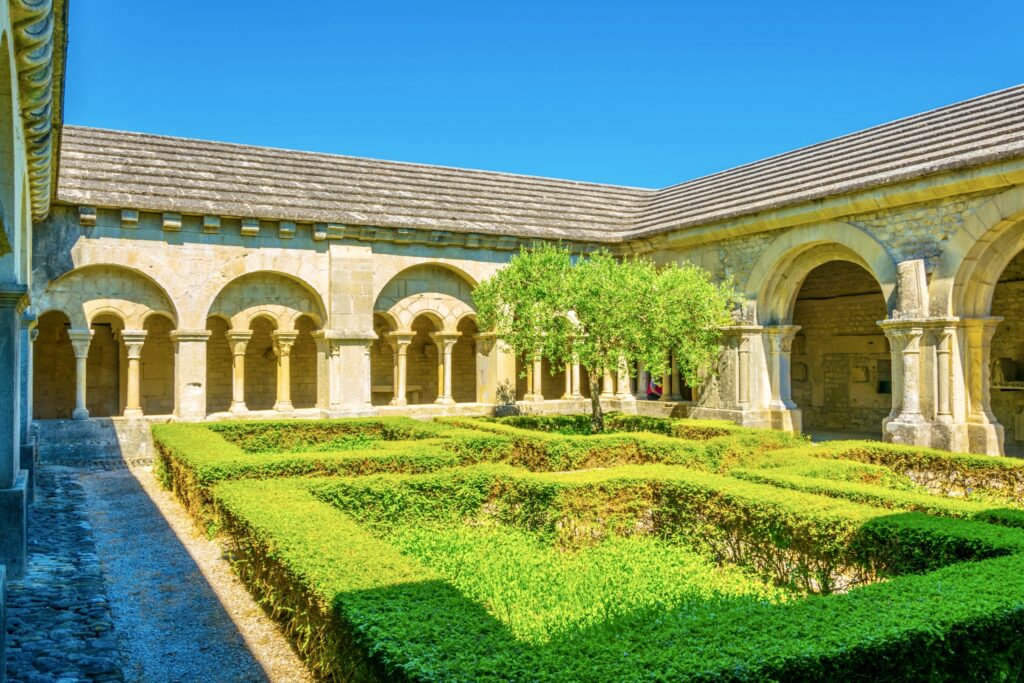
[5,0,1024,596]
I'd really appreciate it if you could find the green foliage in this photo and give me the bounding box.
[154,416,1024,681]
[474,244,736,430]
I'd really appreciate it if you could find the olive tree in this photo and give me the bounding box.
[474,244,736,432]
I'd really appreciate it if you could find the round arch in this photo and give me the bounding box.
[206,270,326,332]
[39,263,179,330]
[745,222,898,325]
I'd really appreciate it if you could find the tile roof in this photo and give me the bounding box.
[57,84,1024,243]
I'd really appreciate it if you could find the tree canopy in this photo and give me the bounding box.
[473,244,737,430]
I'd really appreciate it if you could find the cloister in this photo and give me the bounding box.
[1,0,1024,585]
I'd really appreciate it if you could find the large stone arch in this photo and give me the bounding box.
[37,264,179,330]
[935,186,1024,318]
[746,222,899,325]
[375,264,477,333]
[206,270,326,331]
[372,259,488,303]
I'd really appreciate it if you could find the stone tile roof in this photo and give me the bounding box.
[57,84,1024,242]
[56,127,648,242]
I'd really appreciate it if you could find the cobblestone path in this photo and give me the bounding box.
[5,466,124,683]
[5,463,311,683]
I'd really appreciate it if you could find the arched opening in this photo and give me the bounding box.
[453,317,478,403]
[407,315,440,404]
[87,314,124,417]
[33,311,75,419]
[291,315,318,409]
[245,317,277,411]
[370,313,395,407]
[790,261,890,438]
[141,314,175,415]
[205,316,232,414]
[989,249,1024,447]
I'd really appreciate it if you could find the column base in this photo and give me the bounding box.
[229,402,248,415]
[883,414,931,447]
[389,397,408,407]
[434,397,456,406]
[0,471,28,580]
[966,419,1004,456]
[72,407,90,420]
[122,408,144,419]
[768,406,802,433]
[273,401,295,412]
[689,407,773,429]
[523,393,545,403]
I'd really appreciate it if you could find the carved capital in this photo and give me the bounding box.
[226,330,254,356]
[272,330,299,357]
[385,331,415,355]
[67,329,94,359]
[121,330,147,359]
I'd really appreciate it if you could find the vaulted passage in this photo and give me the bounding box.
[989,249,1024,446]
[791,261,890,437]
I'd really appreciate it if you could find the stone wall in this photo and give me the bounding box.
[205,318,232,414]
[291,320,317,409]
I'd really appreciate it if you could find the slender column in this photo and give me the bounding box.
[524,352,544,402]
[562,363,572,399]
[634,360,647,400]
[386,332,413,406]
[170,330,211,420]
[879,320,930,446]
[272,331,298,412]
[935,326,955,419]
[571,358,582,399]
[601,369,615,398]
[19,312,36,444]
[430,332,460,405]
[68,329,94,420]
[616,356,633,400]
[765,325,800,410]
[120,330,147,418]
[670,352,683,401]
[226,330,252,414]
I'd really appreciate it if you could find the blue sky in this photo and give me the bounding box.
[64,1,1023,188]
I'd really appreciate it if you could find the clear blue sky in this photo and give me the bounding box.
[64,1,1023,189]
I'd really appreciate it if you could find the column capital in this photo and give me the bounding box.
[226,329,253,357]
[67,328,94,357]
[430,331,461,350]
[272,330,299,356]
[170,329,212,343]
[121,330,148,359]
[385,330,415,353]
[763,324,801,353]
[473,332,497,355]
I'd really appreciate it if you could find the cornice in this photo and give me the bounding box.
[11,0,65,222]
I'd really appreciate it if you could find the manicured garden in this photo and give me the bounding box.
[153,415,1024,681]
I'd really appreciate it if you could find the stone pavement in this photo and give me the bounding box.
[4,460,311,683]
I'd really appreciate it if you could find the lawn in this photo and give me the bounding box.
[153,414,1024,681]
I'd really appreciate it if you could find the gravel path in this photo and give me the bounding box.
[5,461,313,683]
[78,465,313,683]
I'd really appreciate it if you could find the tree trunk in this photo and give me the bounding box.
[589,372,604,433]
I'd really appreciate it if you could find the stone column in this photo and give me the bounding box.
[321,330,376,413]
[524,353,544,402]
[18,312,35,444]
[386,332,414,406]
[616,357,634,401]
[880,320,929,446]
[935,325,955,420]
[634,360,648,400]
[272,331,298,412]
[68,329,94,420]
[601,369,615,398]
[571,359,583,399]
[669,352,683,401]
[562,363,573,400]
[120,330,147,418]
[170,330,211,421]
[659,362,671,402]
[764,325,800,410]
[0,285,27,578]
[226,330,253,414]
[431,332,460,405]
[961,317,1004,455]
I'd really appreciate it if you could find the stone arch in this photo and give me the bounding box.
[938,187,1024,318]
[406,313,441,404]
[207,271,326,332]
[33,310,75,419]
[39,264,179,330]
[375,264,477,333]
[370,312,396,407]
[745,222,899,325]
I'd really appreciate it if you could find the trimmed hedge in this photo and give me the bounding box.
[214,474,1024,682]
[207,416,452,453]
[812,440,1024,502]
[313,464,1024,594]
